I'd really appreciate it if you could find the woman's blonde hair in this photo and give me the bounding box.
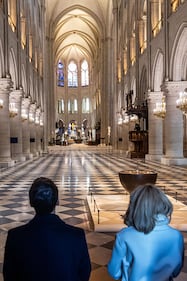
[124,184,173,234]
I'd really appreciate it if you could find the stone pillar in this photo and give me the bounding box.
[100,36,113,146]
[35,108,42,154]
[161,81,187,165]
[22,97,33,159]
[29,103,37,157]
[9,90,26,162]
[111,7,118,148]
[40,112,44,151]
[0,78,15,167]
[146,91,164,161]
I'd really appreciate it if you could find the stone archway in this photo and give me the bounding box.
[9,48,18,89]
[0,39,4,77]
[171,24,187,81]
[152,50,164,91]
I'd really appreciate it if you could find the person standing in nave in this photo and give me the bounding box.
[3,177,91,281]
[108,184,184,281]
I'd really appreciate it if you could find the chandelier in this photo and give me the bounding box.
[21,108,28,121]
[129,114,139,122]
[153,97,166,118]
[0,99,3,109]
[29,112,35,122]
[9,102,18,118]
[123,113,130,124]
[117,112,123,125]
[176,89,187,114]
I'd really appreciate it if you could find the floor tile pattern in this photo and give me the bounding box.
[0,144,187,281]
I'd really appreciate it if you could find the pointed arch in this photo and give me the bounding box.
[170,24,187,80]
[21,64,27,94]
[140,66,147,100]
[0,39,4,77]
[152,49,164,91]
[9,47,18,89]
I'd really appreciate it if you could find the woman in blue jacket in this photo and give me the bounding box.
[108,184,184,281]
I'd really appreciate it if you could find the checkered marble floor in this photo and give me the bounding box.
[87,193,187,232]
[0,144,187,281]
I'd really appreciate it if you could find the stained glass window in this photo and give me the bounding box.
[57,61,64,87]
[68,99,78,113]
[68,61,78,87]
[82,97,90,113]
[81,60,89,86]
[58,99,64,113]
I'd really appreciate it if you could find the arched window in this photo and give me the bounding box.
[8,0,17,32]
[81,60,89,86]
[20,14,26,49]
[139,1,147,54]
[82,97,90,113]
[68,61,78,87]
[68,99,78,113]
[151,0,163,36]
[57,61,64,87]
[58,99,64,113]
[171,0,181,12]
[74,99,78,112]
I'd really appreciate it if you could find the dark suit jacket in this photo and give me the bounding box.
[3,214,91,281]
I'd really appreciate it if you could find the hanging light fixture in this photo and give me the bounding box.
[21,108,28,121]
[130,114,138,122]
[176,89,187,114]
[0,99,3,109]
[40,119,44,126]
[117,112,123,125]
[35,115,40,124]
[29,112,35,122]
[123,113,130,124]
[153,96,166,118]
[9,102,18,118]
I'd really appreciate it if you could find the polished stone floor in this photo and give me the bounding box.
[0,144,187,281]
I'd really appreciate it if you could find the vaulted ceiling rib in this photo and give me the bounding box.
[45,1,111,64]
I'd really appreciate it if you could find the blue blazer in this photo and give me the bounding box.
[108,216,184,281]
[3,214,91,281]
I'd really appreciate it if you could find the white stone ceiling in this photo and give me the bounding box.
[45,0,113,63]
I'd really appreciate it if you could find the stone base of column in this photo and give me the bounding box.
[24,153,33,160]
[145,154,163,161]
[37,150,43,155]
[0,159,15,168]
[13,156,26,163]
[161,157,187,166]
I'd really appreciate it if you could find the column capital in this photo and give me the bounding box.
[29,102,37,112]
[161,81,187,94]
[22,97,31,109]
[29,103,37,123]
[9,89,23,101]
[0,78,13,93]
[148,91,164,102]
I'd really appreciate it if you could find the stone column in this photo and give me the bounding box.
[35,108,42,154]
[161,81,187,165]
[111,7,118,148]
[22,97,33,159]
[9,90,26,162]
[0,78,15,167]
[39,112,44,152]
[146,91,164,161]
[29,103,37,157]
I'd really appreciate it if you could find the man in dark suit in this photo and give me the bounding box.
[3,177,91,281]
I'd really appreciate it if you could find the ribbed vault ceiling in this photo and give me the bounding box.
[45,0,113,63]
